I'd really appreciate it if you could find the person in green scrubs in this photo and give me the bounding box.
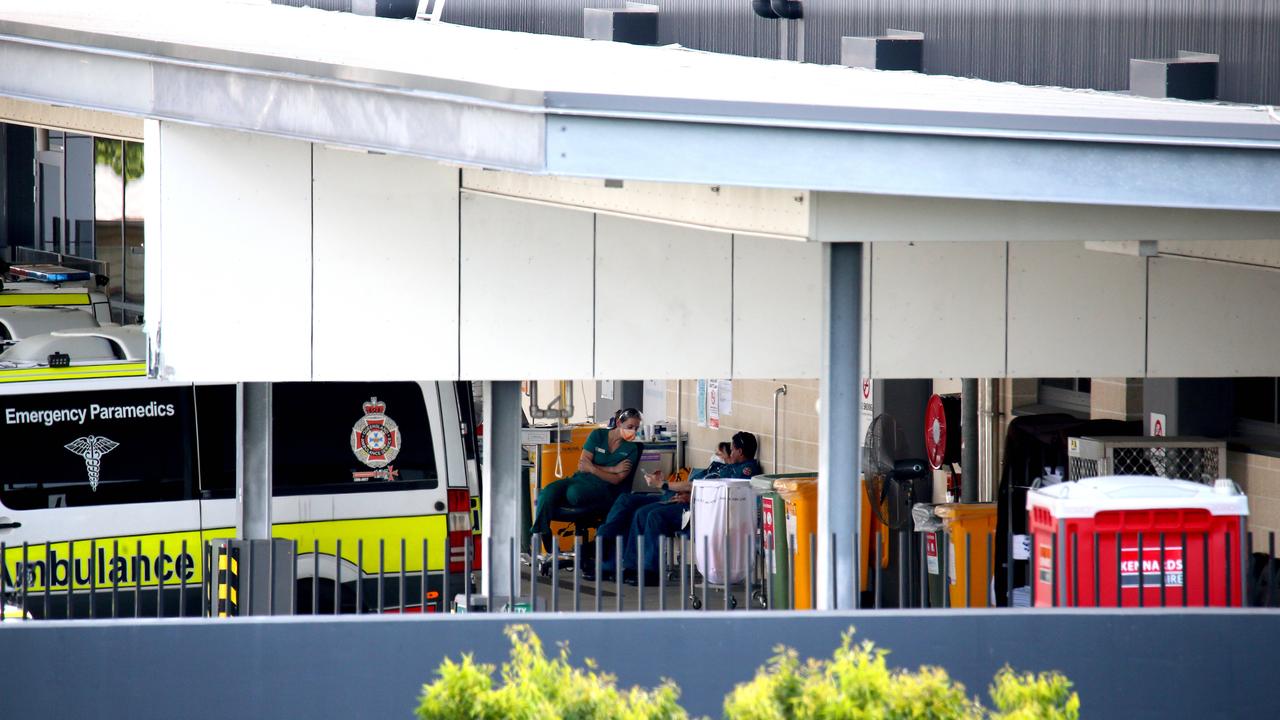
[531,407,643,555]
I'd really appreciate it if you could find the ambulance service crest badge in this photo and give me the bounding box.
[351,397,401,470]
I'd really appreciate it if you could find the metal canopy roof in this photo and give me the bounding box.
[2,0,1279,209]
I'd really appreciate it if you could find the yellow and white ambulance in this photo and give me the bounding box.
[0,377,483,617]
[0,263,140,384]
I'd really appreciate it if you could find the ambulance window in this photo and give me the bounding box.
[193,384,237,500]
[456,381,479,462]
[0,387,196,510]
[271,382,438,495]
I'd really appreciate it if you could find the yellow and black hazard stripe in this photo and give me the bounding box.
[0,292,91,307]
[0,362,146,384]
[216,545,239,618]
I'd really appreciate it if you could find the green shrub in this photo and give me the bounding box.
[415,624,688,720]
[723,629,1080,720]
[723,630,980,720]
[417,625,1080,720]
[988,667,1080,720]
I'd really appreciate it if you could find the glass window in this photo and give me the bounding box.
[1038,378,1092,415]
[194,384,237,499]
[1041,378,1091,393]
[193,382,439,499]
[64,134,95,258]
[92,138,145,324]
[38,156,61,252]
[273,382,438,495]
[122,140,144,324]
[94,138,125,318]
[1,123,36,251]
[456,381,478,462]
[1233,378,1278,424]
[0,387,196,510]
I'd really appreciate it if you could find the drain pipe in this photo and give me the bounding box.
[979,379,1000,502]
[675,380,683,470]
[961,378,979,503]
[772,385,788,473]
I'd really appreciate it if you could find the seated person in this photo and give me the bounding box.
[589,439,735,579]
[530,408,642,557]
[621,431,762,585]
[712,441,732,466]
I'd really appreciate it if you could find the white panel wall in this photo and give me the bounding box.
[734,236,821,378]
[156,123,312,380]
[870,242,1006,378]
[312,148,459,379]
[595,215,732,378]
[1007,242,1146,377]
[459,193,594,379]
[148,140,1280,383]
[1148,256,1280,376]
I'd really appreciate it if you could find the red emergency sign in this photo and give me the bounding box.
[761,497,775,551]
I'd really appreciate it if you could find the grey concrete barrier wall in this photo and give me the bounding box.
[1,610,1277,719]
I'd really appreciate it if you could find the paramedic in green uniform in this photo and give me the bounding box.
[531,407,643,555]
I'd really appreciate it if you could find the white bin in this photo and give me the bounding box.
[692,478,754,586]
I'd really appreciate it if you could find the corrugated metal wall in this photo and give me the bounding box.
[275,0,352,11]
[446,0,1280,104]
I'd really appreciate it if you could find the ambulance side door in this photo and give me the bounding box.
[0,381,203,617]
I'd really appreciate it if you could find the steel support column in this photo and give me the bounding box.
[481,380,522,600]
[818,243,861,610]
[236,382,272,540]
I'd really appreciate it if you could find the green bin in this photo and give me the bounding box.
[754,474,803,610]
[925,530,946,608]
[913,503,945,608]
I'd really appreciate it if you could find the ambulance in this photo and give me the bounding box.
[0,262,142,384]
[0,262,113,323]
[0,377,483,618]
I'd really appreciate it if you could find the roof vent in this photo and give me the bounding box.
[841,29,924,72]
[769,0,803,20]
[750,0,778,19]
[749,1,804,61]
[584,3,659,46]
[1129,51,1219,101]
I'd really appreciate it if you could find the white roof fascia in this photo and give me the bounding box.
[1,0,1279,209]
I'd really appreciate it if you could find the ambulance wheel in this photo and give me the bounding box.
[689,595,702,610]
[296,578,359,614]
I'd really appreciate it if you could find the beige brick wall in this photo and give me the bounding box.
[1002,378,1038,409]
[1228,451,1280,540]
[1090,377,1144,422]
[662,379,819,475]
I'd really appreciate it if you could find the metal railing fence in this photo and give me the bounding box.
[5,525,1279,619]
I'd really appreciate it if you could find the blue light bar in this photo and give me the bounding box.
[8,264,93,283]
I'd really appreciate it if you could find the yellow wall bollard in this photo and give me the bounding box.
[216,545,240,618]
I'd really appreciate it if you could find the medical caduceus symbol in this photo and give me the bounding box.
[64,436,119,492]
